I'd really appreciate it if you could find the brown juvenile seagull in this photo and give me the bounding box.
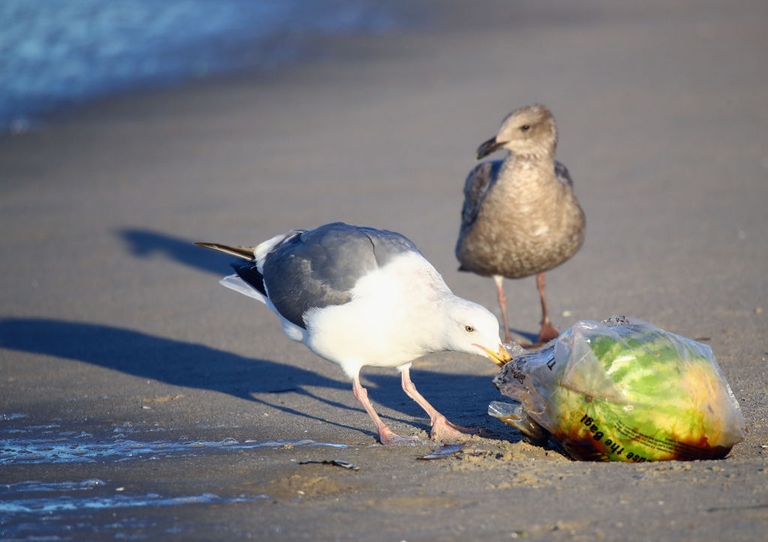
[455,104,585,345]
[196,222,510,445]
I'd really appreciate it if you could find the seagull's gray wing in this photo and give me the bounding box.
[554,160,574,188]
[459,160,502,236]
[357,225,421,266]
[256,223,419,329]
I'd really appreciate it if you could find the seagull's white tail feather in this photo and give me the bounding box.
[219,274,268,304]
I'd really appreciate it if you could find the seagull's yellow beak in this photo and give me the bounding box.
[476,344,512,367]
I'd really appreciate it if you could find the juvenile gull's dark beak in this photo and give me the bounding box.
[476,136,505,159]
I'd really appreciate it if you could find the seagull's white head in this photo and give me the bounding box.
[476,103,557,160]
[441,298,511,367]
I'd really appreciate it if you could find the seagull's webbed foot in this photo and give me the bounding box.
[399,367,478,444]
[536,321,560,345]
[378,426,424,446]
[430,416,479,444]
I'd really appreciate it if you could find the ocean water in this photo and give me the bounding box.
[0,419,354,539]
[0,0,413,133]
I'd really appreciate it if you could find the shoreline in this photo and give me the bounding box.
[0,0,423,135]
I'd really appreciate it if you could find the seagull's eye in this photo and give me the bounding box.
[520,124,531,132]
[464,325,475,333]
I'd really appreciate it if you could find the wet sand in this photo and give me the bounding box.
[2,0,767,540]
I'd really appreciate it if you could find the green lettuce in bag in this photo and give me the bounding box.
[490,316,746,461]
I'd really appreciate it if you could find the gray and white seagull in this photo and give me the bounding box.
[196,222,510,445]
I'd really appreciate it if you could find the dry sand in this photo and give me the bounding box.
[1,0,767,540]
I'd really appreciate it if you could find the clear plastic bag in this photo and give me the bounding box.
[490,316,747,461]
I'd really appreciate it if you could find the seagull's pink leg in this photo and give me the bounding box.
[352,376,421,445]
[536,273,560,344]
[493,275,512,343]
[400,367,478,443]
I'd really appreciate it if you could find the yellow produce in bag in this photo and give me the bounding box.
[490,316,746,461]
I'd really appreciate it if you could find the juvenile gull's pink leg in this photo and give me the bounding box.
[536,273,560,344]
[494,275,512,343]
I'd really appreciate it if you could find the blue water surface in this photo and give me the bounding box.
[0,0,412,132]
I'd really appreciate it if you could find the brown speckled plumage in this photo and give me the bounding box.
[455,104,585,344]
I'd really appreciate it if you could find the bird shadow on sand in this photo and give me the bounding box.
[0,318,514,442]
[118,228,231,276]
